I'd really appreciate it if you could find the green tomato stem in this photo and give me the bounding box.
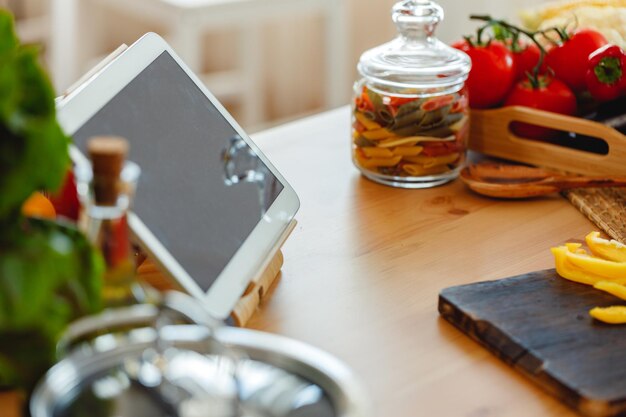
[594,57,623,85]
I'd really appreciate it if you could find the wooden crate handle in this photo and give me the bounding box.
[469,106,626,176]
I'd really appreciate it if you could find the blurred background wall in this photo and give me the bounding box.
[2,0,549,131]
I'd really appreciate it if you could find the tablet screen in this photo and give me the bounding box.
[72,51,284,291]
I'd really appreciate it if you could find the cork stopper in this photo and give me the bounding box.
[87,136,129,205]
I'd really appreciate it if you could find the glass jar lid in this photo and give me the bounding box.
[357,0,471,92]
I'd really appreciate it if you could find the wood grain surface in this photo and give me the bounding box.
[242,107,600,417]
[7,107,602,416]
[440,269,626,417]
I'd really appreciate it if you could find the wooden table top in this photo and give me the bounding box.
[7,107,596,417]
[245,106,595,417]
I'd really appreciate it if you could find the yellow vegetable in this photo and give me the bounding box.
[551,245,609,285]
[564,245,626,282]
[594,281,626,300]
[589,306,626,324]
[565,242,586,255]
[586,231,626,262]
[552,233,626,325]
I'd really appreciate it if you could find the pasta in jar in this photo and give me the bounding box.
[351,0,470,188]
[352,85,469,182]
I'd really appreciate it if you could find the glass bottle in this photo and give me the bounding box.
[75,136,147,307]
[352,0,471,188]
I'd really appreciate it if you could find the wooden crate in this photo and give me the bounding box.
[468,106,626,175]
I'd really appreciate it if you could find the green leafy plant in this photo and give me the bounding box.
[0,9,103,392]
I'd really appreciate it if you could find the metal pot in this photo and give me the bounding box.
[30,292,369,417]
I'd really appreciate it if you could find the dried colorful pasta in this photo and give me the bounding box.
[352,86,469,179]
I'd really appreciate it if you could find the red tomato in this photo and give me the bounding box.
[452,40,515,109]
[586,44,626,101]
[512,43,541,81]
[545,29,608,92]
[504,76,577,139]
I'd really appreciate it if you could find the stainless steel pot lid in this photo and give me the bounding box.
[30,293,369,417]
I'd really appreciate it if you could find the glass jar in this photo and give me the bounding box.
[75,157,151,307]
[352,0,471,188]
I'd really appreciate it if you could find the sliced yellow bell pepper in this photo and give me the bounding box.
[594,281,626,300]
[564,245,626,282]
[565,242,586,255]
[552,233,626,325]
[589,306,626,324]
[551,246,610,286]
[586,231,626,263]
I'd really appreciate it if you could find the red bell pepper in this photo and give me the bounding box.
[48,169,80,221]
[586,44,626,101]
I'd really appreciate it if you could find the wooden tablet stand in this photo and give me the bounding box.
[137,220,297,326]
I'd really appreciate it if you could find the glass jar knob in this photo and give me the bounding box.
[392,0,443,39]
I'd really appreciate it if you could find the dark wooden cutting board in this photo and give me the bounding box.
[439,269,626,417]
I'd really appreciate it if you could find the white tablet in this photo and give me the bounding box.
[57,33,300,320]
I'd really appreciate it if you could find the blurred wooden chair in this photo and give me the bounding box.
[2,0,49,46]
[50,0,349,127]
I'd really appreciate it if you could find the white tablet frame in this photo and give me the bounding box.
[56,33,300,320]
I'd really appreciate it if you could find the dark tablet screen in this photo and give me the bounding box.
[72,51,283,291]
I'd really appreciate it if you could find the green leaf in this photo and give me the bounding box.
[0,10,18,56]
[0,10,103,393]
[14,46,55,118]
[0,58,19,121]
[0,9,70,219]
[0,219,103,390]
